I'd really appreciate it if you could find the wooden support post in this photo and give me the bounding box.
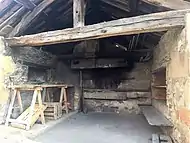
[17,90,23,113]
[5,89,17,126]
[63,88,68,114]
[42,87,47,102]
[59,87,64,104]
[73,0,85,27]
[37,90,45,124]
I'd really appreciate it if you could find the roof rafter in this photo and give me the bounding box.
[9,0,55,37]
[141,0,190,10]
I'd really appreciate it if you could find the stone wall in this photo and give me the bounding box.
[0,37,55,123]
[84,62,152,113]
[152,28,190,143]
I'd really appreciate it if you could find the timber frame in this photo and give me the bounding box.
[5,9,190,47]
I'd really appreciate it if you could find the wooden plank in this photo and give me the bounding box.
[6,9,190,47]
[152,134,159,143]
[84,91,151,100]
[9,0,55,37]
[141,106,173,126]
[73,0,85,27]
[8,84,73,89]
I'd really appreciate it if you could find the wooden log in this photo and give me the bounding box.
[9,0,55,37]
[6,9,190,47]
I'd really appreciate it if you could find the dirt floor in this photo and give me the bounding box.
[35,112,162,143]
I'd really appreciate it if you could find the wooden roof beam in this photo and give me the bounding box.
[141,0,190,10]
[9,0,55,37]
[6,9,190,47]
[13,0,36,10]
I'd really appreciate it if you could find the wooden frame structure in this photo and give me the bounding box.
[5,84,72,130]
[41,84,73,114]
[5,86,46,130]
[5,9,190,47]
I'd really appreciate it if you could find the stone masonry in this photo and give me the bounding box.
[153,26,190,143]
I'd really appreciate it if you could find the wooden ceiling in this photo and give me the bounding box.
[1,0,190,37]
[0,0,190,58]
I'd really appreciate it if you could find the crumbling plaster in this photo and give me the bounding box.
[153,28,190,143]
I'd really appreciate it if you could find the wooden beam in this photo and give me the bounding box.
[6,9,190,47]
[141,0,190,10]
[14,0,36,10]
[73,0,86,27]
[0,7,26,30]
[9,0,55,37]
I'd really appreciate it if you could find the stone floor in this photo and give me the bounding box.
[35,112,162,143]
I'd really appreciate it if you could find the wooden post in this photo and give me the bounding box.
[37,90,45,124]
[26,89,38,130]
[73,0,85,27]
[17,90,23,113]
[63,88,68,114]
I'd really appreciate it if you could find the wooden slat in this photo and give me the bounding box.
[141,106,173,126]
[6,9,190,47]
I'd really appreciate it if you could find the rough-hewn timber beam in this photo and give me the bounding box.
[6,9,190,47]
[9,0,55,37]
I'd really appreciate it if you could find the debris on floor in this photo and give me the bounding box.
[152,134,172,143]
